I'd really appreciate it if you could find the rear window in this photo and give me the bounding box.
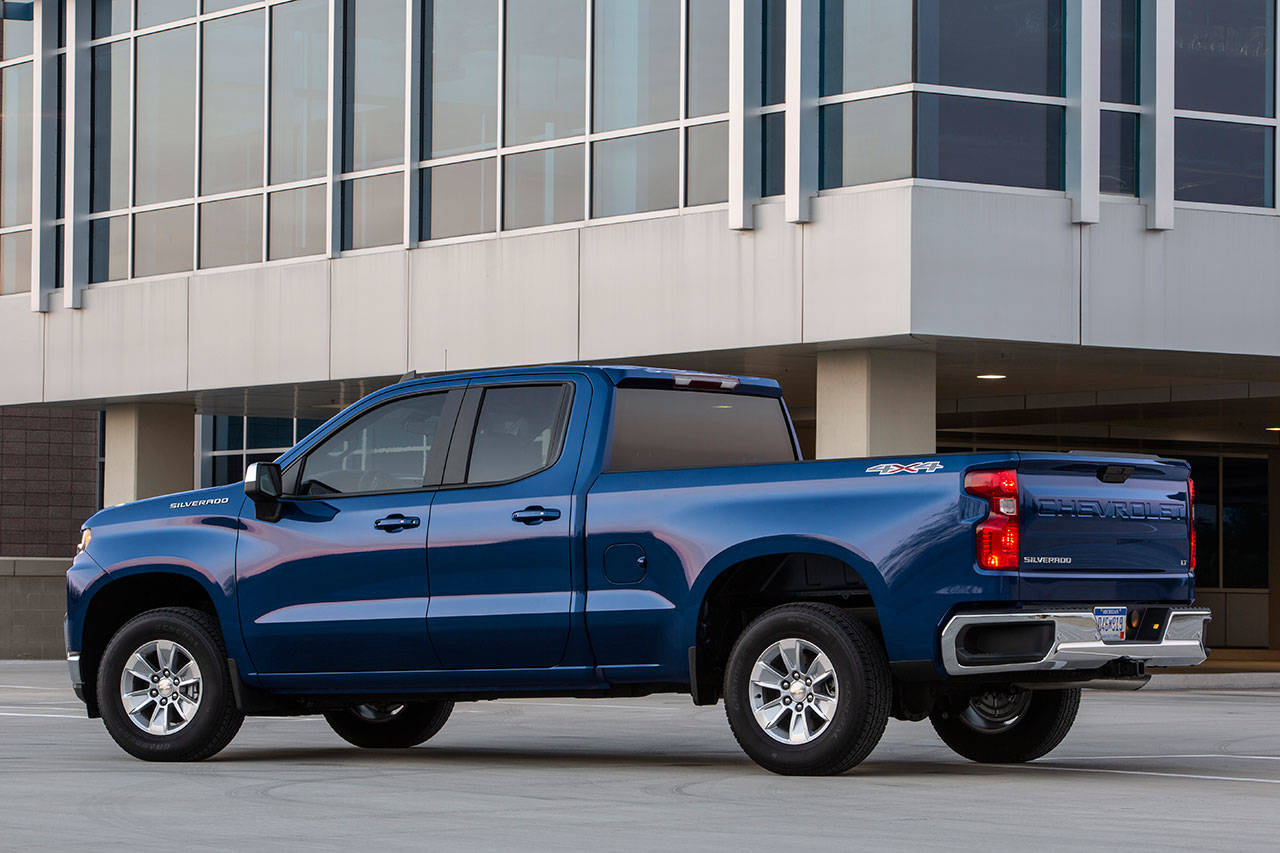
[607,388,796,472]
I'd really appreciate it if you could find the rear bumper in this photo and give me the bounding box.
[940,608,1211,676]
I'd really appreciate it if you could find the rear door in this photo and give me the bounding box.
[425,378,589,668]
[1016,454,1194,602]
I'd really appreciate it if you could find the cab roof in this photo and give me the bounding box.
[391,364,784,397]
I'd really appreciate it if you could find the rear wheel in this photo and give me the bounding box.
[929,686,1080,763]
[324,701,454,748]
[97,607,244,761]
[723,603,891,775]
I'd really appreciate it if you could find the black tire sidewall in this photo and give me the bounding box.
[324,701,454,748]
[97,610,235,761]
[724,606,885,774]
[930,687,1081,763]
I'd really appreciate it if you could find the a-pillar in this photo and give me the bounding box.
[815,349,936,459]
[103,404,196,506]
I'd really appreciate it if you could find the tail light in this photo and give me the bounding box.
[965,469,1020,571]
[1187,478,1196,574]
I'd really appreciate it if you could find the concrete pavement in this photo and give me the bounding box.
[2,660,1278,851]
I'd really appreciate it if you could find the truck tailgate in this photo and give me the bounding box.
[1016,454,1194,602]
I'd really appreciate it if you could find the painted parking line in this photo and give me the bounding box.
[0,711,89,720]
[1051,753,1280,762]
[1021,764,1280,785]
[0,685,68,691]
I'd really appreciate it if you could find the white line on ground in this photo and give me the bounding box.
[1022,764,1280,785]
[0,685,67,691]
[1051,754,1280,762]
[0,705,82,712]
[0,711,88,720]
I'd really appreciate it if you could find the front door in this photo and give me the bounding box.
[236,389,460,675]
[426,381,585,668]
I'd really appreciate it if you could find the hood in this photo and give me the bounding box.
[84,483,247,529]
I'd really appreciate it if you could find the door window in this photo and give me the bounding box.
[298,393,448,495]
[466,385,569,484]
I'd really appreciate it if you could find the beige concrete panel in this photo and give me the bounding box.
[909,186,1079,344]
[44,278,190,401]
[816,349,936,459]
[103,403,195,505]
[803,189,913,343]
[1082,201,1166,349]
[187,262,331,390]
[579,205,802,360]
[408,231,579,373]
[0,296,44,404]
[330,251,409,380]
[12,557,72,577]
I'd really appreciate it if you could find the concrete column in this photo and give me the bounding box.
[103,404,196,506]
[815,349,936,459]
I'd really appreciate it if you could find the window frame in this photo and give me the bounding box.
[439,381,575,489]
[283,387,464,500]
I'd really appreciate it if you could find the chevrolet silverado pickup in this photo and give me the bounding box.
[65,365,1209,774]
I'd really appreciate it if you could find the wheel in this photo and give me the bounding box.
[929,686,1081,763]
[323,701,454,748]
[97,607,244,762]
[723,603,891,775]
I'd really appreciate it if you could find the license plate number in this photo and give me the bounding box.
[1094,606,1127,641]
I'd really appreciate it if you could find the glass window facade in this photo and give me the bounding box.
[503,145,584,229]
[201,416,327,488]
[342,172,404,250]
[268,185,326,261]
[594,0,680,133]
[1176,0,1275,118]
[1101,0,1140,105]
[688,0,729,117]
[0,231,31,296]
[422,159,497,240]
[271,0,328,183]
[505,0,587,145]
[342,0,406,173]
[1175,118,1275,206]
[592,130,678,217]
[820,0,913,96]
[134,26,196,205]
[200,196,263,269]
[917,0,1065,97]
[201,11,264,195]
[819,95,913,189]
[1,62,33,229]
[1100,110,1139,195]
[134,205,194,277]
[917,94,1064,190]
[686,121,729,206]
[424,0,499,158]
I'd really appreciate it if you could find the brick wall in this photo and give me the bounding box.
[0,406,100,658]
[0,406,100,557]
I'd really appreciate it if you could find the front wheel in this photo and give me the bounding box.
[723,603,891,775]
[929,687,1081,763]
[324,701,454,748]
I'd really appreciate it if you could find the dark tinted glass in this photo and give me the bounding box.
[425,0,499,157]
[688,0,729,116]
[1185,456,1220,587]
[0,231,31,296]
[341,173,404,250]
[91,42,129,213]
[89,215,128,283]
[762,0,786,105]
[271,0,328,183]
[211,455,244,488]
[297,419,327,441]
[761,111,785,197]
[1,63,32,227]
[93,0,130,39]
[505,0,586,145]
[1100,110,1138,194]
[212,416,244,452]
[916,94,1064,190]
[1101,0,1139,104]
[268,185,326,260]
[503,145,584,229]
[1175,0,1275,117]
[200,196,263,269]
[202,11,265,194]
[423,159,497,239]
[1175,118,1275,206]
[134,206,194,277]
[467,385,568,484]
[917,0,1064,97]
[820,0,913,95]
[592,130,678,217]
[135,26,197,205]
[819,95,912,189]
[608,389,795,472]
[1222,457,1268,588]
[247,417,294,450]
[594,0,680,132]
[686,121,728,205]
[300,393,447,495]
[343,0,406,172]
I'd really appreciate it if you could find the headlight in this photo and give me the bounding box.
[77,528,92,554]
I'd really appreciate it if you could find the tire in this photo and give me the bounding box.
[97,607,244,762]
[723,603,891,775]
[929,687,1081,764]
[324,701,454,748]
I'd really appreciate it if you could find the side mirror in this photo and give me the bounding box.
[244,462,284,522]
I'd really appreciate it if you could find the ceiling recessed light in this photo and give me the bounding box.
[976,374,1007,381]
[1267,427,1280,432]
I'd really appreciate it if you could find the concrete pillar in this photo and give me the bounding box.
[103,404,196,506]
[815,349,936,459]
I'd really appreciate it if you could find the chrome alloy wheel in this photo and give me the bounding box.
[748,638,839,745]
[118,640,203,736]
[959,689,1032,733]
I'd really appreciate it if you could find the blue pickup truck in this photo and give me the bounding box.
[65,365,1209,774]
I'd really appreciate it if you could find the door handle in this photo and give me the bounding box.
[374,514,421,532]
[512,506,561,525]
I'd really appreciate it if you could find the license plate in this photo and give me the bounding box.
[1094,606,1127,641]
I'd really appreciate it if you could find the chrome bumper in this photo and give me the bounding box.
[940,608,1211,676]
